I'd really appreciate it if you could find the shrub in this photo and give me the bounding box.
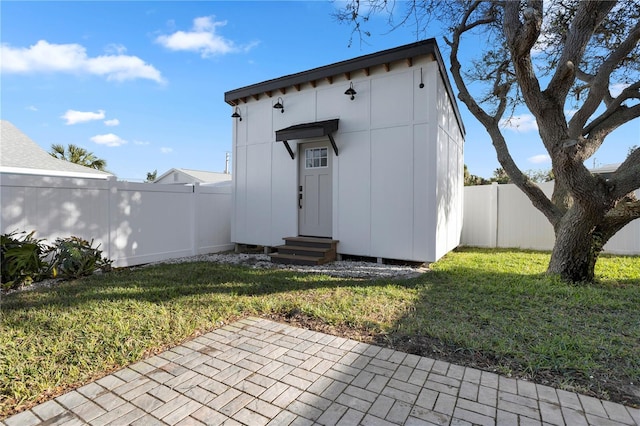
[47,236,113,279]
[1,231,50,290]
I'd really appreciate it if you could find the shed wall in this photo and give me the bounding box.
[231,56,463,262]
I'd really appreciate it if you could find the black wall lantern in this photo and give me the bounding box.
[344,82,356,100]
[273,97,284,113]
[231,107,242,121]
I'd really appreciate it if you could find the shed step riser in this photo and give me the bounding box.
[282,237,338,250]
[270,237,339,266]
[270,254,332,266]
[276,247,335,258]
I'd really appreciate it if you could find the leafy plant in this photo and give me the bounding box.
[47,236,112,279]
[1,231,50,290]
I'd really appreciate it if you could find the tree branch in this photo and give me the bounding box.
[448,2,561,226]
[609,147,640,200]
[583,82,640,135]
[546,1,616,103]
[503,1,544,107]
[569,18,640,137]
[579,102,640,162]
[599,196,640,244]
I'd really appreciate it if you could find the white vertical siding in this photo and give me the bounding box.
[433,71,465,261]
[371,72,412,127]
[270,143,298,243]
[232,145,247,243]
[231,54,465,262]
[370,126,414,260]
[245,143,272,246]
[412,123,435,261]
[336,132,371,256]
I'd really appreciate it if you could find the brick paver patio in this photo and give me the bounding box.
[3,317,638,425]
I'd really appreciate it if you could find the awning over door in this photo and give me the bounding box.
[275,119,339,159]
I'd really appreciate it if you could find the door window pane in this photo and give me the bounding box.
[305,148,328,168]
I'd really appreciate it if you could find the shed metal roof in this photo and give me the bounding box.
[224,39,465,136]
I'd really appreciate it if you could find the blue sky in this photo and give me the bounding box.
[2,1,637,181]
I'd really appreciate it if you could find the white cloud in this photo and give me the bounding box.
[499,114,539,132]
[26,105,38,111]
[160,147,173,153]
[528,154,551,164]
[133,140,151,145]
[90,133,127,147]
[156,16,257,58]
[104,119,120,127]
[62,109,105,125]
[610,83,629,98]
[1,40,165,84]
[104,43,127,55]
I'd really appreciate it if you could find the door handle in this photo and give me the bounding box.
[299,193,303,209]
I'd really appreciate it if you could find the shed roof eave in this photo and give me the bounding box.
[224,38,466,137]
[224,39,439,105]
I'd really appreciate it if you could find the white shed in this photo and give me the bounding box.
[224,39,465,264]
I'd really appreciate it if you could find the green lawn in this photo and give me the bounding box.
[1,247,639,417]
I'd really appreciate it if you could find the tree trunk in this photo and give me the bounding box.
[547,204,604,282]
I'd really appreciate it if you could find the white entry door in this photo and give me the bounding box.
[298,142,332,237]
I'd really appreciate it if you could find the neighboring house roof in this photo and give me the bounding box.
[154,168,232,184]
[224,39,465,136]
[0,120,112,179]
[590,163,620,174]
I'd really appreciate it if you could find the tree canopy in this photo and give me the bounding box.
[337,0,640,282]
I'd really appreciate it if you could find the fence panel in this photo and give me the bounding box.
[3,173,636,266]
[1,173,233,267]
[196,185,232,255]
[461,184,497,247]
[1,173,111,249]
[495,183,555,251]
[462,182,640,255]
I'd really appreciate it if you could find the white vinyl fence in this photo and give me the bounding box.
[0,174,233,267]
[2,174,638,269]
[462,182,640,255]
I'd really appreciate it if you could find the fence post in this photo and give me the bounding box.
[192,183,199,256]
[489,182,499,248]
[106,176,118,263]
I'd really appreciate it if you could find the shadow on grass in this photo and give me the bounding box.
[379,264,640,407]
[2,255,639,408]
[0,261,412,312]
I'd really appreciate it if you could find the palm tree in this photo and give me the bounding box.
[145,169,157,183]
[50,144,107,171]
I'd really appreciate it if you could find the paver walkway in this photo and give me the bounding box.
[3,317,638,426]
